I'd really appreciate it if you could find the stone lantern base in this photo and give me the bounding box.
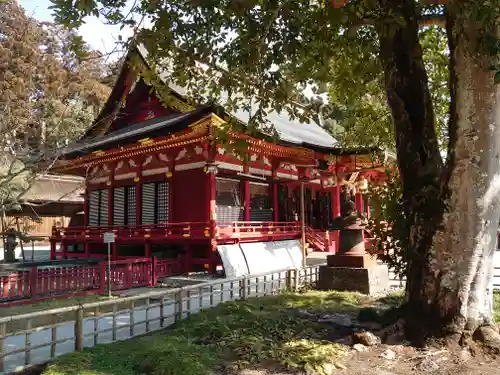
[318,254,390,295]
[318,263,390,295]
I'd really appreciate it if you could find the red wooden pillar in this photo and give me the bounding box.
[355,189,363,213]
[83,185,89,226]
[332,185,341,218]
[364,196,371,219]
[207,171,216,222]
[331,184,341,253]
[150,256,157,286]
[62,242,68,259]
[107,187,113,226]
[168,159,174,221]
[108,164,115,226]
[243,166,250,221]
[112,242,118,260]
[204,141,218,273]
[135,159,142,225]
[272,166,279,222]
[50,239,56,260]
[207,168,218,274]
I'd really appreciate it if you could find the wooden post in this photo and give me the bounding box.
[75,308,84,351]
[243,166,250,221]
[108,163,115,225]
[167,156,175,223]
[273,183,279,222]
[286,269,293,291]
[50,239,56,260]
[0,323,5,373]
[364,195,371,219]
[99,262,106,293]
[29,265,37,300]
[294,269,299,290]
[25,319,32,365]
[83,186,89,226]
[175,290,183,322]
[241,277,249,299]
[151,256,157,287]
[332,185,341,217]
[300,182,306,267]
[355,188,363,214]
[272,165,279,221]
[62,241,68,259]
[112,242,118,260]
[331,184,341,249]
[135,157,143,225]
[108,185,113,226]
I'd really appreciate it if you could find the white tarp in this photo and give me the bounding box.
[239,240,303,275]
[276,240,303,269]
[216,244,250,278]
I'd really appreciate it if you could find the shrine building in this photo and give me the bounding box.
[49,44,389,276]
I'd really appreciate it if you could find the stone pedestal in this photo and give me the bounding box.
[318,263,390,295]
[322,215,389,295]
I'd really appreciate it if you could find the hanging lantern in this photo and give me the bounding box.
[357,178,368,192]
[204,163,218,175]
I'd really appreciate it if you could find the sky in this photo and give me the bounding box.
[19,0,134,58]
[18,0,320,100]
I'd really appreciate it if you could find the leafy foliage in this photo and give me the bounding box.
[328,24,450,150]
[367,172,410,280]
[0,0,111,151]
[0,0,112,213]
[47,1,449,149]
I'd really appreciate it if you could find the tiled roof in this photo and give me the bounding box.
[19,175,84,204]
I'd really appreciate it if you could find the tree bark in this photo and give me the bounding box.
[424,0,500,333]
[377,0,500,342]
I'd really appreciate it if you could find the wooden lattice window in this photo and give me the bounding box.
[126,185,137,225]
[141,181,169,224]
[249,182,273,222]
[215,178,243,222]
[87,189,108,226]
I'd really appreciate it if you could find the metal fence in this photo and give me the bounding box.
[0,265,320,374]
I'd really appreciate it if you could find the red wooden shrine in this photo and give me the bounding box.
[49,46,388,276]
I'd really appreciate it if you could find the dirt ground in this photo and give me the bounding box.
[225,292,500,375]
[226,336,500,375]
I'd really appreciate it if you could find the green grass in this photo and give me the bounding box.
[42,290,368,375]
[38,290,500,375]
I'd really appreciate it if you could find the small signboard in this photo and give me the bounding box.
[103,232,116,244]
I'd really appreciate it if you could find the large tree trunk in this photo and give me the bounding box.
[421,0,500,333]
[377,0,500,341]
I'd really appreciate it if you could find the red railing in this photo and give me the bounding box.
[52,221,302,244]
[52,222,209,241]
[155,259,183,278]
[108,258,153,290]
[216,221,300,241]
[35,265,102,296]
[0,257,183,306]
[305,226,336,252]
[0,264,102,305]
